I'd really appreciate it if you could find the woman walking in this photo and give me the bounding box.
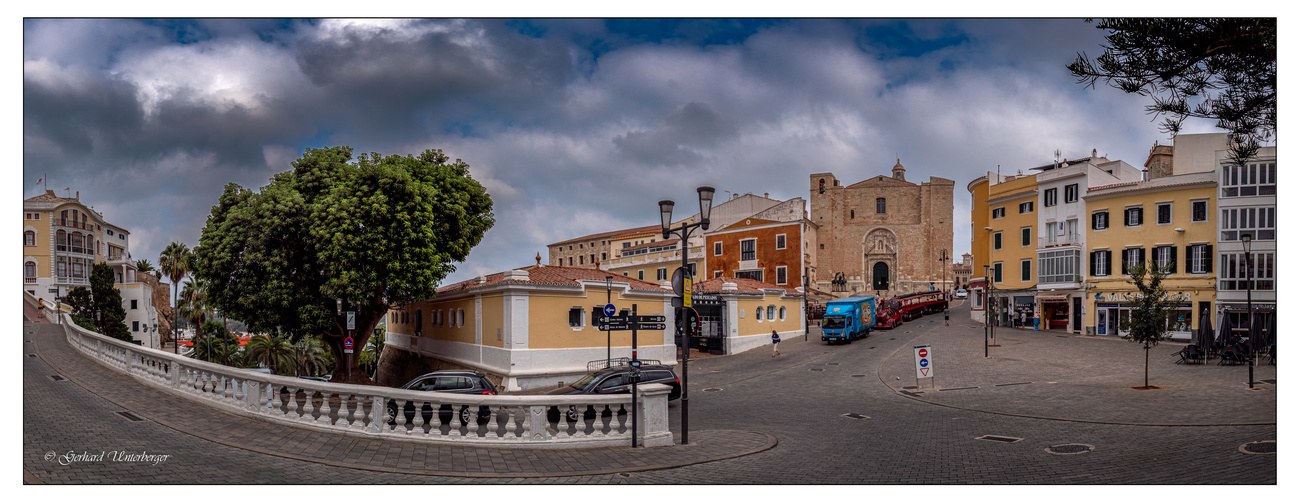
[771,330,781,357]
[944,306,950,326]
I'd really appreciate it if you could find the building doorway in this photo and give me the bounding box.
[873,262,889,290]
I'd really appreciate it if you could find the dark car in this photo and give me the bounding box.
[546,365,681,422]
[387,370,497,427]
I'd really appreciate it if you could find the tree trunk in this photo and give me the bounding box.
[326,314,381,385]
[1144,346,1150,388]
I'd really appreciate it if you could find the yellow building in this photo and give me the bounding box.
[983,174,1038,326]
[604,228,703,283]
[1082,172,1218,340]
[692,277,806,354]
[24,190,160,346]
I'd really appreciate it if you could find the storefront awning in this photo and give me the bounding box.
[1037,295,1069,302]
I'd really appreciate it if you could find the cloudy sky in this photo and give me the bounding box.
[22,17,1232,288]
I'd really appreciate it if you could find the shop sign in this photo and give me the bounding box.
[1096,291,1193,302]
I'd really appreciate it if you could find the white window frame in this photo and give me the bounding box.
[1125,206,1142,227]
[1156,202,1172,225]
[1044,188,1057,207]
[569,306,586,330]
[1091,250,1109,277]
[775,234,786,250]
[1123,248,1142,275]
[776,266,788,285]
[1021,227,1031,247]
[740,238,757,261]
[1189,244,1211,275]
[1092,210,1109,231]
[1019,201,1033,214]
[1064,184,1078,203]
[756,306,765,322]
[657,267,667,281]
[1191,199,1209,223]
[1154,245,1174,271]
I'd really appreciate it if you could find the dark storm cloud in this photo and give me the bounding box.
[23,69,144,158]
[613,102,737,166]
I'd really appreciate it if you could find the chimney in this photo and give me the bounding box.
[1092,148,1097,158]
[503,269,530,281]
[764,192,769,199]
[721,282,738,291]
[475,275,487,284]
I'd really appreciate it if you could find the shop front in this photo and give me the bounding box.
[1089,289,1214,341]
[1037,295,1071,331]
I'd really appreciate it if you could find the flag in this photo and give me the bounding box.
[35,175,44,185]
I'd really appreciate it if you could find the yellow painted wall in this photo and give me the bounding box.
[987,176,1038,287]
[526,291,667,349]
[419,298,478,344]
[969,177,991,280]
[479,294,504,348]
[1084,185,1218,329]
[736,294,803,336]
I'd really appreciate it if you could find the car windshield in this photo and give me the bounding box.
[569,372,605,391]
[822,316,846,329]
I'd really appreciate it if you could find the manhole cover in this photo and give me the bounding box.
[809,368,825,372]
[702,387,723,392]
[841,413,871,420]
[975,435,1023,443]
[1239,441,1275,455]
[1046,443,1094,455]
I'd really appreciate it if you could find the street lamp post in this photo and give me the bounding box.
[658,185,715,446]
[606,275,614,367]
[939,250,950,298]
[1242,233,1254,389]
[984,265,989,358]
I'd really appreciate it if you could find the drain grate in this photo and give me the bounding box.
[1239,441,1275,455]
[50,375,65,381]
[809,368,825,372]
[702,387,723,392]
[115,411,145,422]
[841,413,871,420]
[899,390,923,397]
[976,435,1023,443]
[1046,443,1094,455]
[27,354,36,358]
[851,374,866,378]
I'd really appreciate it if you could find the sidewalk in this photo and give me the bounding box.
[878,307,1276,426]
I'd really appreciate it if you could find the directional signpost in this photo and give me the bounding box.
[913,344,934,388]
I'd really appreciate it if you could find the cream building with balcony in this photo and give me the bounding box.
[24,190,160,347]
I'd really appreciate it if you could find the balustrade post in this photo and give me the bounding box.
[367,396,385,434]
[527,405,546,442]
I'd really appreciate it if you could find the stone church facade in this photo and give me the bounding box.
[809,160,954,297]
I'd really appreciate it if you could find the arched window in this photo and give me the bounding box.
[819,178,826,194]
[24,231,35,246]
[457,309,465,327]
[25,261,36,278]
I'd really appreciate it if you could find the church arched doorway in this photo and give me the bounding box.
[873,262,890,290]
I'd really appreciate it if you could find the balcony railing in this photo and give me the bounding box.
[56,219,91,230]
[1039,233,1081,247]
[25,277,37,284]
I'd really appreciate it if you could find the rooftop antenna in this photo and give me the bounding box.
[1054,149,1062,164]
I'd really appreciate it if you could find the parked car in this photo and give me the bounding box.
[954,289,968,299]
[387,370,497,427]
[545,364,681,422]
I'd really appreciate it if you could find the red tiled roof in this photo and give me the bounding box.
[24,190,78,203]
[436,264,667,295]
[549,224,661,247]
[694,277,802,295]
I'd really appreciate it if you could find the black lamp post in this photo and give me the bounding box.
[606,275,614,367]
[1242,233,1254,389]
[939,249,950,298]
[658,185,714,446]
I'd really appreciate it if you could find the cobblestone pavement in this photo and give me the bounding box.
[24,300,1276,484]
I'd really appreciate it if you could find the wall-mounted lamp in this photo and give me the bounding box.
[1174,228,1185,232]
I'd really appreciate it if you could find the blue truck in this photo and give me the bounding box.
[820,296,875,344]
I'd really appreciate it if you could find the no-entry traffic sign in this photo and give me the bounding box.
[913,344,933,379]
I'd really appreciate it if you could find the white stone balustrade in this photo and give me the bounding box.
[32,291,673,449]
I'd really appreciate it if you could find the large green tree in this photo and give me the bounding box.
[160,241,192,347]
[88,263,132,343]
[1120,259,1177,389]
[193,146,494,383]
[1068,18,1275,166]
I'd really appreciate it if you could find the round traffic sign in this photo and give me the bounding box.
[919,358,929,368]
[604,303,616,317]
[918,348,928,358]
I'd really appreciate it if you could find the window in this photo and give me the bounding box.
[1187,244,1212,275]
[1157,203,1172,225]
[1044,223,1057,245]
[714,242,722,256]
[1091,249,1113,277]
[1220,161,1275,197]
[767,305,776,321]
[590,254,595,264]
[1065,184,1078,203]
[1220,207,1275,241]
[579,255,584,265]
[569,307,585,328]
[568,257,573,266]
[1124,206,1143,227]
[993,231,1002,250]
[1093,211,1109,231]
[776,234,786,250]
[735,270,763,282]
[1219,251,1274,291]
[1122,247,1144,275]
[458,309,464,327]
[756,306,765,322]
[776,266,787,285]
[133,321,139,332]
[851,210,855,219]
[740,239,756,261]
[601,252,606,260]
[24,231,35,246]
[992,262,1003,283]
[992,207,1005,219]
[1044,188,1057,207]
[1191,200,1208,222]
[1038,249,1080,283]
[131,300,138,310]
[414,309,423,334]
[688,263,696,276]
[1066,219,1078,242]
[714,270,722,278]
[637,270,644,280]
[25,262,36,279]
[876,198,886,214]
[1021,259,1032,281]
[1154,246,1177,273]
[657,268,667,281]
[1021,227,1031,247]
[1019,201,1033,214]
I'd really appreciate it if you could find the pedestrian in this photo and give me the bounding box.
[944,306,950,326]
[37,298,44,310]
[1020,310,1027,329]
[771,330,781,357]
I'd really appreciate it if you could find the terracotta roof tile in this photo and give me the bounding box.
[694,277,802,295]
[437,264,667,295]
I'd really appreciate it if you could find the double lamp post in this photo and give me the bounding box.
[657,185,715,447]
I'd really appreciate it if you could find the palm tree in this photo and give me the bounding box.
[135,259,156,274]
[178,279,210,331]
[290,336,333,378]
[244,334,295,375]
[160,242,191,352]
[359,327,385,378]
